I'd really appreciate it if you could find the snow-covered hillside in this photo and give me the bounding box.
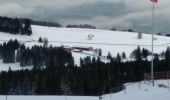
[0,25,170,70]
[0,80,169,100]
[1,25,170,55]
[31,25,170,56]
[0,25,170,99]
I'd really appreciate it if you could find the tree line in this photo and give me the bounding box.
[1,54,170,96]
[66,24,96,29]
[30,20,62,27]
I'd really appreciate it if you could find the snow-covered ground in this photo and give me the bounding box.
[0,80,169,100]
[0,25,170,70]
[0,60,33,71]
[0,96,98,100]
[102,80,170,100]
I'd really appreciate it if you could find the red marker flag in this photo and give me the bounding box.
[150,0,158,3]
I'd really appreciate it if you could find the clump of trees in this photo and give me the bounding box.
[0,39,20,63]
[0,39,74,68]
[110,28,117,31]
[38,37,49,47]
[137,32,143,39]
[66,24,96,29]
[0,16,32,35]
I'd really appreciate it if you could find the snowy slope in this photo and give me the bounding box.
[1,25,170,56]
[1,26,170,99]
[0,80,169,100]
[0,25,170,69]
[30,25,170,57]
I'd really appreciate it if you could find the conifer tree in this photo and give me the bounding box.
[38,37,43,43]
[107,52,112,59]
[116,53,121,62]
[122,52,126,59]
[165,47,170,61]
[99,49,102,56]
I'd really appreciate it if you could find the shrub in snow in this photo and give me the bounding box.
[43,37,48,47]
[153,37,157,41]
[87,34,94,40]
[137,32,142,39]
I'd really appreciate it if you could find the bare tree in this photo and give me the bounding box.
[43,37,48,47]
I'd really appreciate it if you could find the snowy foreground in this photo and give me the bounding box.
[102,80,170,100]
[0,80,170,100]
[0,25,170,70]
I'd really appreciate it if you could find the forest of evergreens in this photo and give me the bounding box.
[0,39,170,96]
[0,16,32,35]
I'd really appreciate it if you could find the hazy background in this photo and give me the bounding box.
[0,0,169,33]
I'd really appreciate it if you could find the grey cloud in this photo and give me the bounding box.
[0,3,34,17]
[55,2,127,20]
[0,0,170,33]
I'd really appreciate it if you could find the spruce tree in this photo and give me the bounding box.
[38,37,43,43]
[122,52,126,59]
[99,49,102,56]
[116,53,121,62]
[142,48,149,59]
[107,52,112,59]
[135,46,142,61]
[165,47,170,61]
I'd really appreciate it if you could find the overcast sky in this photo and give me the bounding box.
[0,0,170,33]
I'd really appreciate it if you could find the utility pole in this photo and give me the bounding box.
[150,0,158,86]
[151,1,155,86]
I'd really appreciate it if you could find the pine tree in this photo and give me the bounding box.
[142,48,149,59]
[16,49,21,62]
[107,52,112,59]
[116,53,121,62]
[92,57,96,64]
[165,47,170,61]
[122,52,126,59]
[80,58,84,66]
[134,46,142,61]
[99,49,102,56]
[38,37,43,43]
[160,51,165,58]
[154,54,159,62]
